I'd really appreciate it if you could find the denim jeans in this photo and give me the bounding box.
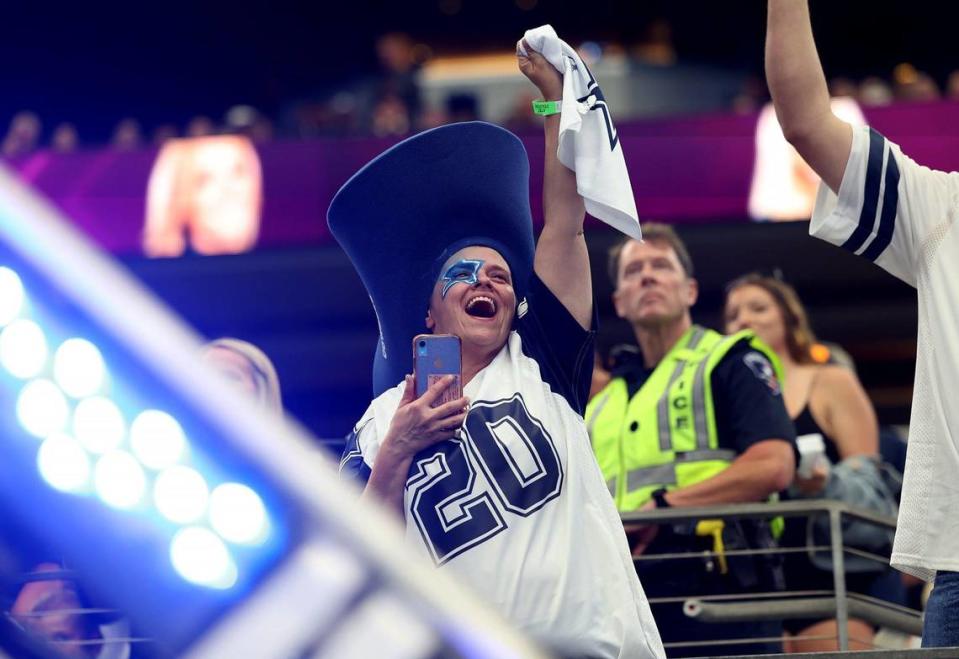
[923,570,959,647]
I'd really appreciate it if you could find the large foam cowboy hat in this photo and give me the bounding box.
[327,121,535,396]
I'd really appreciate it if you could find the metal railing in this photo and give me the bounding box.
[621,500,918,653]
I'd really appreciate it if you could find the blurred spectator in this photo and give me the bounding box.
[2,111,41,158]
[946,70,959,100]
[224,105,273,143]
[374,32,423,127]
[730,76,767,115]
[724,274,890,652]
[201,338,282,413]
[370,93,411,136]
[576,40,603,68]
[858,76,895,107]
[892,63,941,102]
[598,42,630,73]
[251,118,273,143]
[445,92,480,123]
[110,118,143,151]
[324,91,361,134]
[417,106,450,131]
[633,18,677,66]
[11,564,97,658]
[828,76,858,98]
[903,73,941,102]
[10,562,130,659]
[185,115,216,138]
[224,105,257,133]
[287,93,361,138]
[152,124,178,146]
[50,123,79,153]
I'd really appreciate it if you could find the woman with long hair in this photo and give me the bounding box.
[724,273,880,652]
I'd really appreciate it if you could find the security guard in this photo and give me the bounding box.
[588,224,797,657]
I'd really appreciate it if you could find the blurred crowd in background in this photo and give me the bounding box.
[3,21,958,158]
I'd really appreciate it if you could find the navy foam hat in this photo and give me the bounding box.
[328,122,535,396]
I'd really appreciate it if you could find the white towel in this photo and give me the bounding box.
[519,25,641,240]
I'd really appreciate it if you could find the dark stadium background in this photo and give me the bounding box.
[2,1,955,141]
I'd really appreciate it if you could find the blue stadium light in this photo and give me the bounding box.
[0,163,541,657]
[130,409,187,470]
[208,483,268,545]
[170,526,238,590]
[53,338,106,398]
[73,396,126,454]
[37,432,91,493]
[154,465,209,524]
[0,265,24,326]
[93,450,147,510]
[16,378,69,438]
[0,318,48,378]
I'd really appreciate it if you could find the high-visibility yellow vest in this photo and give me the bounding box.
[586,325,784,513]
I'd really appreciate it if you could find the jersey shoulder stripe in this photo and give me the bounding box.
[839,128,900,263]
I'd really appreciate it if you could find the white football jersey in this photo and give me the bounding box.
[811,124,959,581]
[342,275,664,658]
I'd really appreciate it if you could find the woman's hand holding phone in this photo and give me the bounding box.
[381,374,469,461]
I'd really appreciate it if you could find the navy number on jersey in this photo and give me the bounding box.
[408,394,564,564]
[408,438,506,564]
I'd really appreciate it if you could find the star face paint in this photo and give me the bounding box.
[440,259,484,298]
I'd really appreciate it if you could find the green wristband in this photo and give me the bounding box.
[531,100,562,116]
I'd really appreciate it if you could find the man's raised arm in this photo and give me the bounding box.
[518,45,591,330]
[766,0,852,193]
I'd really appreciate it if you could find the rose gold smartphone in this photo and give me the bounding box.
[413,334,462,406]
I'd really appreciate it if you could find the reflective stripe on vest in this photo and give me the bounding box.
[587,390,611,437]
[586,326,783,512]
[624,449,737,490]
[656,325,706,452]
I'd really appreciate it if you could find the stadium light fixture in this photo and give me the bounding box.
[0,160,544,659]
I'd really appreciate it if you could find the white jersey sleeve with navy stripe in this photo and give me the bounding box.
[339,417,373,486]
[811,125,955,287]
[812,124,959,581]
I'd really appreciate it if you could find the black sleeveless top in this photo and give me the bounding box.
[792,405,842,465]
